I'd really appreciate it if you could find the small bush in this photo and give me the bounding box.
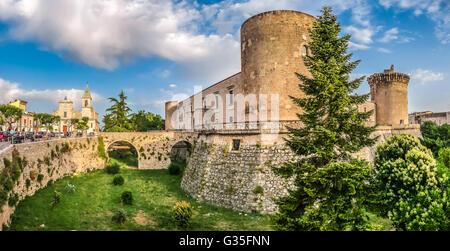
[172,201,193,228]
[8,193,19,207]
[168,161,185,175]
[439,147,450,168]
[121,191,133,205]
[0,188,8,207]
[105,162,120,174]
[113,175,125,186]
[3,178,14,192]
[253,185,264,195]
[112,210,127,224]
[25,179,31,189]
[65,183,76,194]
[37,174,44,184]
[50,191,61,210]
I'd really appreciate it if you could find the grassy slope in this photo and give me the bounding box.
[7,164,273,231]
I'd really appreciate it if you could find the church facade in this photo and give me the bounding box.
[52,85,100,134]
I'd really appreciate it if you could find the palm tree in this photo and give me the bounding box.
[105,90,131,130]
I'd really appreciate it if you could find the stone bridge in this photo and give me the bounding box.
[99,131,198,169]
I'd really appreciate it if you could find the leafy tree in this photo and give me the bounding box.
[33,113,56,131]
[129,110,165,131]
[0,105,23,130]
[69,118,79,136]
[103,91,131,131]
[420,121,450,156]
[77,117,89,135]
[273,6,377,231]
[374,133,448,231]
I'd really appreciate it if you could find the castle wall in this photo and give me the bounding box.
[181,125,421,214]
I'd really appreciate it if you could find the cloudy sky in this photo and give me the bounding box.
[0,0,449,123]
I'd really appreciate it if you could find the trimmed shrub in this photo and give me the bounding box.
[374,133,448,231]
[105,162,120,175]
[97,136,106,160]
[112,210,127,224]
[113,175,125,186]
[121,191,133,205]
[172,201,193,228]
[168,161,185,175]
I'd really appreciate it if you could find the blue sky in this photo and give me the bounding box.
[0,0,449,124]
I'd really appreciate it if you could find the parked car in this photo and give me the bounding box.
[25,132,35,141]
[76,132,83,137]
[0,132,4,141]
[12,133,24,144]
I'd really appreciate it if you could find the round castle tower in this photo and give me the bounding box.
[240,10,316,121]
[367,65,410,126]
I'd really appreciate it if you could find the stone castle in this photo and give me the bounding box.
[165,10,414,132]
[0,11,424,229]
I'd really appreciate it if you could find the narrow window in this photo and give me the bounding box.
[302,45,308,56]
[85,100,88,107]
[232,139,241,151]
[64,111,67,118]
[229,90,234,105]
[400,120,404,125]
[215,94,219,108]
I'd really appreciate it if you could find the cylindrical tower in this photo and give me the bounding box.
[165,101,179,130]
[240,10,316,121]
[367,65,410,126]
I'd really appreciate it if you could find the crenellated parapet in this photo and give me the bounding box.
[367,72,410,86]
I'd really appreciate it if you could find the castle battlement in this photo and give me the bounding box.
[367,72,410,86]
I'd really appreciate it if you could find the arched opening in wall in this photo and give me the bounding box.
[107,141,139,168]
[170,141,192,164]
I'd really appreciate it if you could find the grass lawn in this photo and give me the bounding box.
[6,161,273,231]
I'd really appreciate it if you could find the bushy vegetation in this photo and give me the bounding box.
[420,121,450,156]
[113,175,125,186]
[172,201,193,228]
[168,161,185,175]
[105,161,121,174]
[374,134,449,231]
[438,147,450,168]
[50,191,61,210]
[97,136,107,160]
[121,191,133,205]
[108,143,138,167]
[0,148,23,209]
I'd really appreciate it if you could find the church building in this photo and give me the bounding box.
[52,84,100,134]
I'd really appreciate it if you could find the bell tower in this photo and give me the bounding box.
[82,83,92,108]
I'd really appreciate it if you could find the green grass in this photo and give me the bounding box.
[6,164,273,231]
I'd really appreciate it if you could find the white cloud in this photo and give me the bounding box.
[169,84,177,89]
[0,0,378,84]
[0,77,105,111]
[345,26,375,44]
[379,0,450,44]
[410,69,445,84]
[377,47,391,53]
[348,41,370,50]
[379,28,399,43]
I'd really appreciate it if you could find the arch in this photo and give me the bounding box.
[106,140,139,168]
[170,141,192,163]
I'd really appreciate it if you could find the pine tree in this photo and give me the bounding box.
[273,7,377,231]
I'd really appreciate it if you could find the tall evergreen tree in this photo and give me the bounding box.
[104,90,132,131]
[273,7,377,231]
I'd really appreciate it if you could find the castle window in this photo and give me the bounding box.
[232,139,241,151]
[400,120,404,125]
[64,112,67,118]
[302,45,309,57]
[85,100,88,107]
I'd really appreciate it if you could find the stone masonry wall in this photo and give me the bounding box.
[181,139,296,214]
[181,125,422,214]
[0,137,105,230]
